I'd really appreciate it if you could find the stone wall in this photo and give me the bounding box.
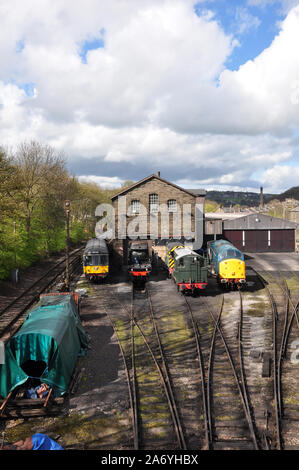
[112,177,205,239]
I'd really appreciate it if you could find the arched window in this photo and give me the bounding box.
[130,199,140,214]
[167,199,177,212]
[149,193,159,213]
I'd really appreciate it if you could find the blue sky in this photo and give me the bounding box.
[1,0,299,193]
[79,29,105,64]
[78,1,285,72]
[194,0,285,70]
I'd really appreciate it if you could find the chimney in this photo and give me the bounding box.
[157,171,160,177]
[260,187,264,208]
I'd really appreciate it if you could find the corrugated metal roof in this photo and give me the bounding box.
[206,211,251,219]
[223,213,298,230]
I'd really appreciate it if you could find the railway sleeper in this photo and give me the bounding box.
[282,414,299,421]
[212,440,255,450]
[2,397,64,408]
[262,352,271,377]
[214,421,252,428]
[0,407,62,419]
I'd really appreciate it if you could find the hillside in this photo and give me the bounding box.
[205,190,275,207]
[271,186,299,202]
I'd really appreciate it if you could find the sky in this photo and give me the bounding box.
[1,0,299,194]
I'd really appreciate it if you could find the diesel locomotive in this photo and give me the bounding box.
[128,240,152,282]
[166,242,208,294]
[83,238,109,281]
[207,239,246,289]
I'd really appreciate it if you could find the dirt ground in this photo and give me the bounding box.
[2,267,133,450]
[245,252,299,272]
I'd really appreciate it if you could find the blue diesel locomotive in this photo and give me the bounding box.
[207,239,246,289]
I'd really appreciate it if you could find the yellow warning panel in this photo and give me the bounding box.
[219,259,245,279]
[84,266,108,274]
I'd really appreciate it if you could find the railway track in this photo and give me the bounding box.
[76,264,299,451]
[95,283,182,450]
[132,285,187,449]
[182,295,210,449]
[119,279,263,450]
[145,281,212,450]
[186,292,259,450]
[0,247,83,341]
[253,270,299,450]
[95,280,220,450]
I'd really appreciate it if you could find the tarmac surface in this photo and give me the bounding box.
[245,252,299,272]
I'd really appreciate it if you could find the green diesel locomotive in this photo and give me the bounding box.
[166,242,208,294]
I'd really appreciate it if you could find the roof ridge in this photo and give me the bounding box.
[111,174,206,200]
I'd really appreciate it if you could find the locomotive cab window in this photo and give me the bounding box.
[84,254,108,266]
[92,255,100,265]
[130,250,148,263]
[99,254,109,265]
[84,255,93,266]
[227,249,243,260]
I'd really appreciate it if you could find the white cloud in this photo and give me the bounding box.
[260,164,299,192]
[157,4,299,136]
[0,0,298,193]
[78,175,125,188]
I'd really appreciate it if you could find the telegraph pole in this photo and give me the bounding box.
[64,200,71,291]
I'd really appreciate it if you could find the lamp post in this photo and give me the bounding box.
[13,221,17,268]
[64,200,71,291]
[11,221,19,284]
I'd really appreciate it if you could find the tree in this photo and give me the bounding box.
[0,148,19,217]
[13,141,67,236]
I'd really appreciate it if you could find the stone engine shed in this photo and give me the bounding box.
[110,173,206,264]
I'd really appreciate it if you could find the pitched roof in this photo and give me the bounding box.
[111,174,206,200]
[184,188,207,196]
[223,212,298,230]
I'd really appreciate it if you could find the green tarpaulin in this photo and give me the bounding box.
[0,294,89,398]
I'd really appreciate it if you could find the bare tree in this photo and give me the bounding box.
[13,141,67,235]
